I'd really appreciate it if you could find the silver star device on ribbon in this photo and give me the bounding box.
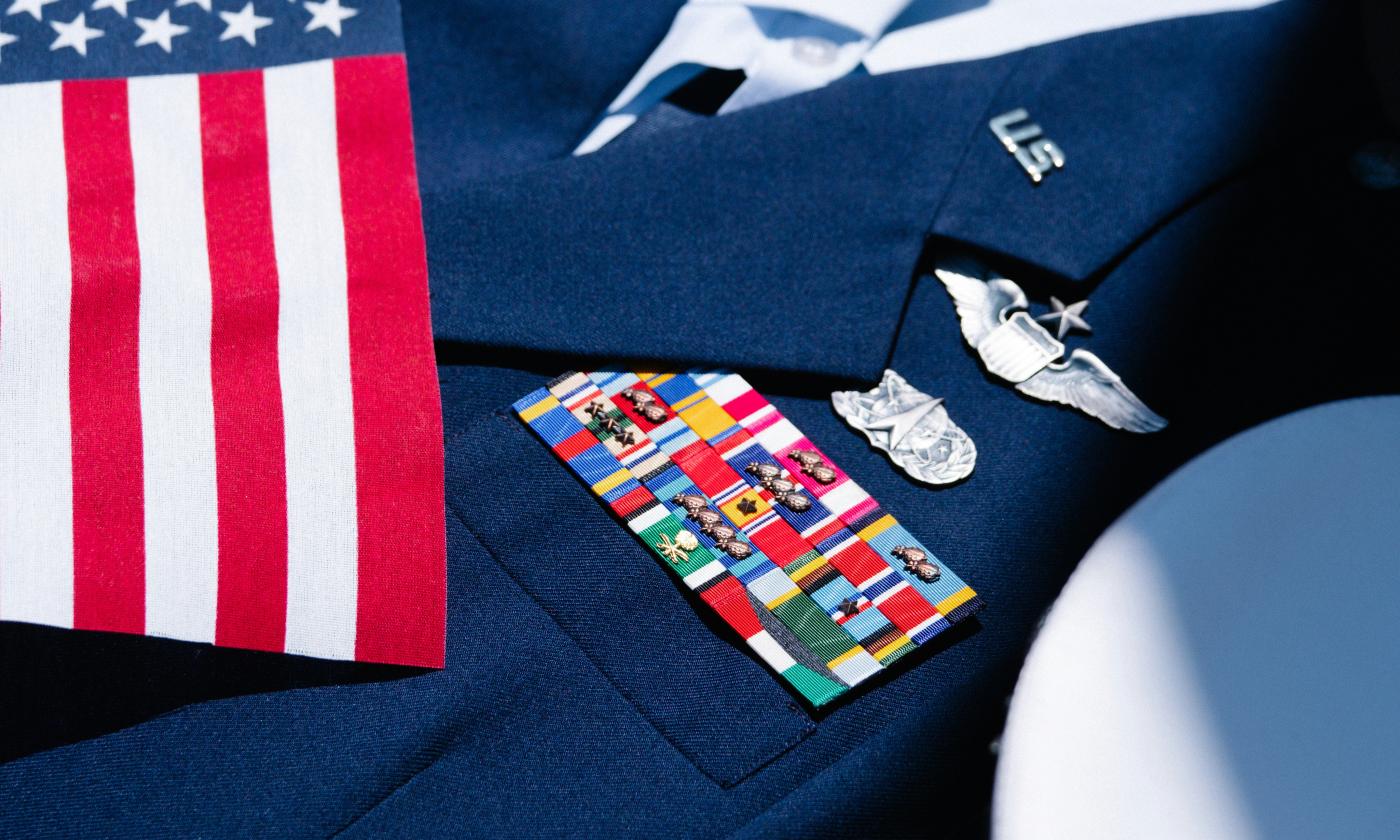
[933,255,1168,433]
[832,370,977,486]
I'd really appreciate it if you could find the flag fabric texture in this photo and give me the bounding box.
[0,1,445,667]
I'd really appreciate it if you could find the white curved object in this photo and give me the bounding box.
[994,397,1400,840]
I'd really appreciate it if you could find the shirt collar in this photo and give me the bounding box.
[574,0,912,154]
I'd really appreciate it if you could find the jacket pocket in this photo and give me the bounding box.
[443,411,815,787]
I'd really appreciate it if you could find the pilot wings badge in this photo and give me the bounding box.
[832,370,977,486]
[933,257,1168,433]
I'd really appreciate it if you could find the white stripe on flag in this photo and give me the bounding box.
[129,73,221,644]
[264,60,360,659]
[0,81,76,628]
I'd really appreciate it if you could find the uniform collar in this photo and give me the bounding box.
[425,0,1329,380]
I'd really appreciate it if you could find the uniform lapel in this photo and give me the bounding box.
[424,0,1328,379]
[425,52,1018,381]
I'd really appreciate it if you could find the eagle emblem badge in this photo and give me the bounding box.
[832,369,976,486]
[933,256,1167,433]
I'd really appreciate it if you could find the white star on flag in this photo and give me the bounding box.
[7,0,59,22]
[175,0,210,12]
[219,2,271,45]
[134,9,188,53]
[91,0,133,18]
[0,27,16,60]
[304,0,355,37]
[50,12,103,56]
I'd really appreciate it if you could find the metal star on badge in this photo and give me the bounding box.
[933,256,1167,433]
[832,369,976,486]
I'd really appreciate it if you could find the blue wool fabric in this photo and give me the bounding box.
[2,1,1397,837]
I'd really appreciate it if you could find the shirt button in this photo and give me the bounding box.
[791,36,839,66]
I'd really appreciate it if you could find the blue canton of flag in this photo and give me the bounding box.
[0,0,402,84]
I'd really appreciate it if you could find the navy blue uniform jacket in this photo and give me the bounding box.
[2,0,1396,836]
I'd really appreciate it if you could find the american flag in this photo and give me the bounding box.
[0,1,445,667]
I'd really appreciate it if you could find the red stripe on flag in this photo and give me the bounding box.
[200,70,289,653]
[335,55,445,668]
[63,79,146,634]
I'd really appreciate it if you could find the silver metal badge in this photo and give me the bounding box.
[832,369,976,486]
[933,256,1167,433]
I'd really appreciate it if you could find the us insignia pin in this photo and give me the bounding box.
[832,369,976,486]
[933,256,1167,433]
